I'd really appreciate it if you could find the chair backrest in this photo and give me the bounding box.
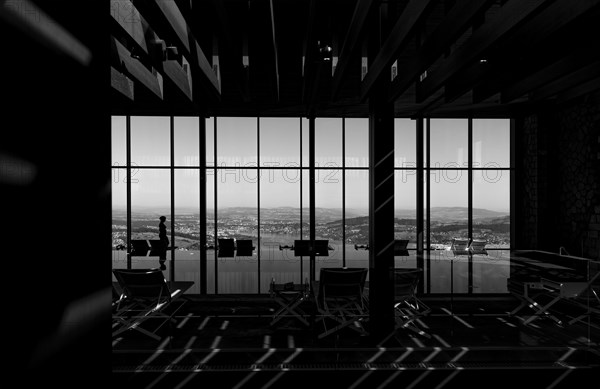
[318,268,368,301]
[218,238,235,257]
[130,239,151,256]
[394,239,410,256]
[294,240,311,256]
[314,240,330,256]
[236,239,254,256]
[113,268,170,301]
[469,239,487,255]
[393,268,422,299]
[451,238,470,255]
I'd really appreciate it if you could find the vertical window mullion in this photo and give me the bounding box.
[126,115,132,270]
[299,117,303,283]
[170,116,175,283]
[257,116,261,294]
[214,117,218,294]
[200,116,207,295]
[342,117,346,267]
[468,117,473,294]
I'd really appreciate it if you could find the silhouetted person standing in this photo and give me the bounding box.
[158,216,169,270]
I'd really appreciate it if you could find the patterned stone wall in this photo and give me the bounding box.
[515,114,538,249]
[515,95,600,260]
[557,101,600,259]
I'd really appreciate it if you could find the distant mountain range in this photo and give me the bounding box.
[120,206,508,223]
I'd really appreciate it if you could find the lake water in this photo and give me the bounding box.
[112,243,511,295]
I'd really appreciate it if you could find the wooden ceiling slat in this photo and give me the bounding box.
[111,66,134,101]
[111,35,163,99]
[111,2,191,101]
[141,0,220,99]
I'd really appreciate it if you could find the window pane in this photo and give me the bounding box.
[395,170,418,268]
[315,169,342,272]
[473,170,510,248]
[130,116,170,166]
[260,118,300,167]
[429,169,468,249]
[111,115,126,166]
[472,254,510,293]
[207,117,215,167]
[429,119,468,168]
[260,168,302,291]
[130,169,172,272]
[473,119,510,168]
[207,168,215,293]
[174,117,199,166]
[429,169,468,293]
[216,168,258,293]
[315,118,342,167]
[301,118,309,168]
[112,168,127,270]
[345,170,368,268]
[174,169,200,294]
[395,118,416,168]
[345,118,368,167]
[217,117,257,166]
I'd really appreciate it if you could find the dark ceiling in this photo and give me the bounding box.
[108,0,600,118]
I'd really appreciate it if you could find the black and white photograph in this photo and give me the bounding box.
[1,0,599,387]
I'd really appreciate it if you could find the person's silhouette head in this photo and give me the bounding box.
[159,216,166,222]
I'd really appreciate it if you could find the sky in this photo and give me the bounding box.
[111,116,510,213]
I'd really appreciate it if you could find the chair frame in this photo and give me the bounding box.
[451,238,471,256]
[378,268,431,346]
[112,268,191,340]
[313,268,369,340]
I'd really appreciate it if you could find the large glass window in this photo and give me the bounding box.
[112,115,511,296]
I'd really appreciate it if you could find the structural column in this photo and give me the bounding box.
[368,84,395,341]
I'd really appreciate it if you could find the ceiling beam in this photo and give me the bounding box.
[556,77,600,104]
[500,46,600,104]
[387,0,494,103]
[416,0,551,104]
[204,0,250,101]
[359,0,436,102]
[269,0,280,102]
[330,0,375,100]
[302,0,319,116]
[528,60,600,102]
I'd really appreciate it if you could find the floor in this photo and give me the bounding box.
[112,294,600,389]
